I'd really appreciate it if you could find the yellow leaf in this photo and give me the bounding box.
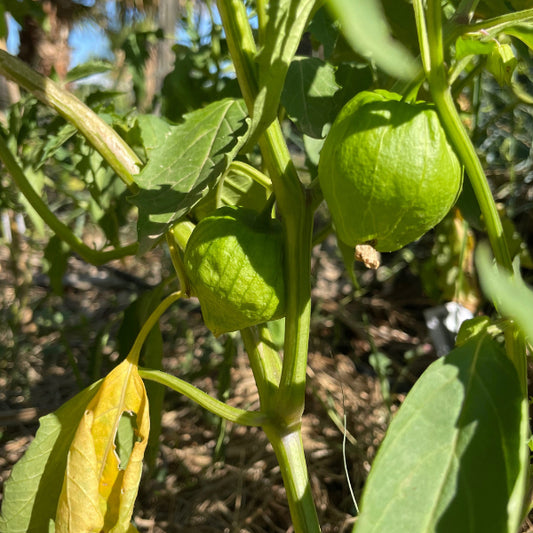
[55,358,150,533]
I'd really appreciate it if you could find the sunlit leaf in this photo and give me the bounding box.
[55,358,150,532]
[327,0,417,79]
[134,114,173,158]
[0,382,101,533]
[193,166,269,220]
[131,98,249,252]
[455,35,495,60]
[354,334,529,533]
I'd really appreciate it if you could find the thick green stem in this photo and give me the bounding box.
[215,0,258,109]
[0,50,142,187]
[259,125,313,423]
[420,0,524,389]
[420,1,512,271]
[241,325,282,412]
[0,135,138,265]
[214,2,320,530]
[216,0,312,423]
[263,424,321,533]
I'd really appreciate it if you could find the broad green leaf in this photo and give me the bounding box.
[456,316,492,346]
[327,0,417,80]
[505,25,533,50]
[455,35,496,60]
[354,334,528,533]
[333,63,373,111]
[133,114,173,158]
[474,0,533,18]
[0,382,101,533]
[281,57,339,139]
[193,165,269,220]
[55,358,150,532]
[131,98,249,252]
[381,0,419,56]
[249,0,320,143]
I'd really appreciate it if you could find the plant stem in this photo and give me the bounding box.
[241,325,282,412]
[0,134,138,265]
[128,291,183,365]
[228,160,272,191]
[420,0,512,271]
[420,0,525,390]
[139,368,266,426]
[0,49,142,188]
[260,125,314,423]
[449,8,533,42]
[216,0,313,424]
[263,424,321,533]
[214,3,320,531]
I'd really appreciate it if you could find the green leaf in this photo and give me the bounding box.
[456,316,492,346]
[134,114,173,158]
[487,43,517,86]
[354,334,528,533]
[193,165,269,220]
[18,166,45,238]
[333,63,373,111]
[35,121,77,170]
[281,57,339,138]
[455,35,496,60]
[505,24,533,50]
[477,245,533,342]
[130,98,249,252]
[0,382,101,533]
[327,0,417,80]
[65,60,114,83]
[115,412,138,470]
[249,0,320,143]
[308,6,339,59]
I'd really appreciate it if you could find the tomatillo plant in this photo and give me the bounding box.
[1,1,533,532]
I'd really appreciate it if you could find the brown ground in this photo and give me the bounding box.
[0,228,532,532]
